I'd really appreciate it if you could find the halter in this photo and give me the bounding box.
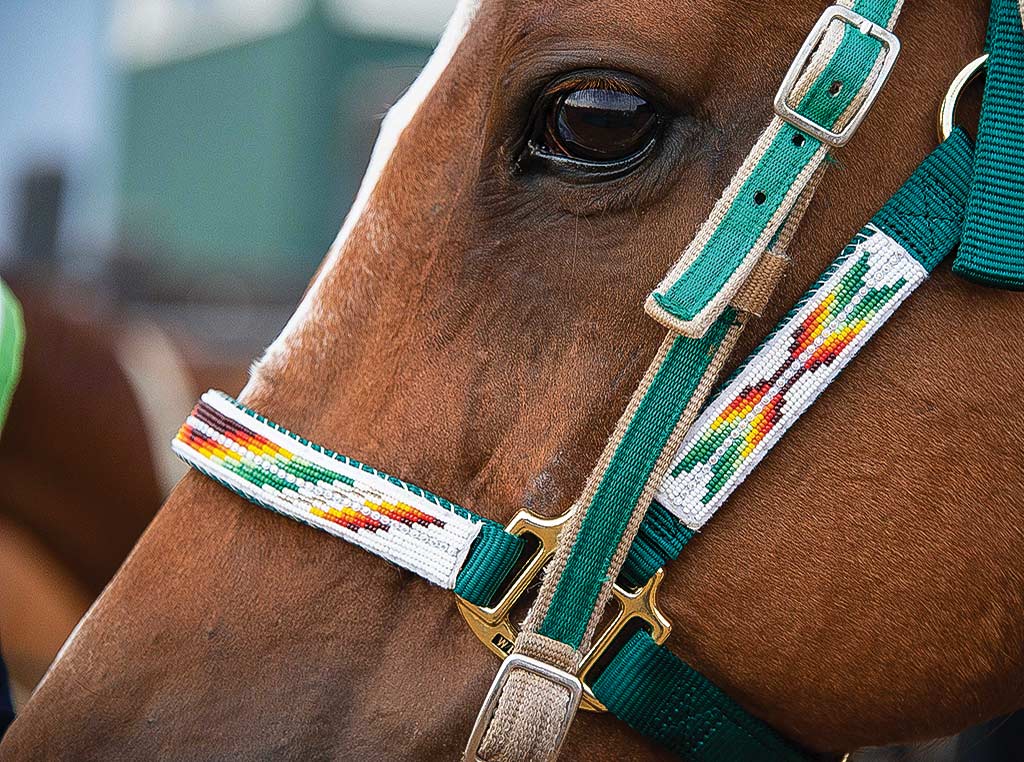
[175,0,1019,757]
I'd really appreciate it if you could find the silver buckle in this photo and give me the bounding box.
[464,654,583,762]
[773,5,900,146]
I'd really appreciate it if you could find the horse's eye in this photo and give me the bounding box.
[545,87,658,162]
[524,73,662,179]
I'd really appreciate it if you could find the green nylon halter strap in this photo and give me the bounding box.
[647,0,903,336]
[595,130,975,762]
[537,316,738,648]
[593,631,803,762]
[462,489,706,605]
[953,0,1024,288]
[533,0,904,664]
[470,4,909,759]
[0,280,24,434]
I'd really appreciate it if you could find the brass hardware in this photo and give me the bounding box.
[937,53,987,142]
[457,510,672,713]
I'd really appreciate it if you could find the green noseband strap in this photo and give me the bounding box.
[593,630,803,762]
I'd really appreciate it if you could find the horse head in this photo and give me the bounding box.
[4,0,1022,758]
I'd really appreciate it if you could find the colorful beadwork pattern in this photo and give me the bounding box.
[172,391,482,587]
[657,226,928,530]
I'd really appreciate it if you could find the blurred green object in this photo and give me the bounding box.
[0,280,24,433]
[118,3,433,285]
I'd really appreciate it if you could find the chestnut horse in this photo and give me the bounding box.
[4,0,1023,758]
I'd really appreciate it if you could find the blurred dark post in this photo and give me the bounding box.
[12,166,65,281]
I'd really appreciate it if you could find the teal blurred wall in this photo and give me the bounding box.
[118,5,432,282]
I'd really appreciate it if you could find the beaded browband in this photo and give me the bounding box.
[175,129,974,762]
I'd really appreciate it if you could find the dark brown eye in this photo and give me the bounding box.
[522,74,664,180]
[545,87,658,162]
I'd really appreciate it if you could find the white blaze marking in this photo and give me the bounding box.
[242,0,481,401]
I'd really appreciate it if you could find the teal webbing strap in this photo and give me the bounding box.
[953,0,1024,288]
[593,631,805,762]
[619,129,975,590]
[455,523,524,605]
[875,127,975,271]
[619,501,694,589]
[647,0,901,336]
[534,0,903,668]
[0,280,24,433]
[538,314,737,647]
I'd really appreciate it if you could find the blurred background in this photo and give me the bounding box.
[1,0,456,383]
[0,2,1017,759]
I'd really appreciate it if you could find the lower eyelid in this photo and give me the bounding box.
[524,134,659,180]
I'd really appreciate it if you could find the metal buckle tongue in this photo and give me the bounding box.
[773,5,900,146]
[464,653,583,762]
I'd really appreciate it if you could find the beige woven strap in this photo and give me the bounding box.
[730,251,790,316]
[474,634,580,762]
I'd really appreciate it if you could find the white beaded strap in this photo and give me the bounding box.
[173,390,482,588]
[656,226,926,529]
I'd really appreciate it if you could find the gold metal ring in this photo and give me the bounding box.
[937,53,988,142]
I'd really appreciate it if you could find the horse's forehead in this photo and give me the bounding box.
[249,0,815,389]
[491,0,810,41]
[472,0,815,103]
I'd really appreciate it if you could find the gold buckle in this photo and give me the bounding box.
[456,510,672,712]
